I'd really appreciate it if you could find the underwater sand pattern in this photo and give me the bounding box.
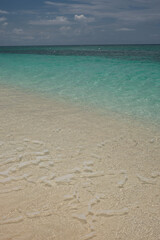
[0,86,160,240]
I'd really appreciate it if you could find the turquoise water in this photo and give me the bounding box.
[0,45,160,124]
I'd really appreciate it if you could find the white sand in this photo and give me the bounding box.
[0,86,160,240]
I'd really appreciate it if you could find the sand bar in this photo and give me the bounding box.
[0,85,160,240]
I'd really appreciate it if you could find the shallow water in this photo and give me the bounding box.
[0,44,160,124]
[0,84,160,240]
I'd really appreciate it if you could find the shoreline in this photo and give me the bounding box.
[1,82,160,131]
[0,85,160,239]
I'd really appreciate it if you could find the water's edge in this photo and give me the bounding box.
[0,45,160,125]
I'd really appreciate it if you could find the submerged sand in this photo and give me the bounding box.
[0,86,160,240]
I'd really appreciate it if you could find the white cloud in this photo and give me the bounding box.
[60,26,71,31]
[108,12,160,22]
[11,28,35,41]
[29,16,69,25]
[59,26,71,34]
[13,28,24,34]
[45,1,108,18]
[75,14,87,21]
[44,1,66,7]
[2,22,8,26]
[19,10,38,15]
[44,0,160,23]
[74,14,94,22]
[22,36,35,40]
[0,10,8,14]
[116,27,135,31]
[0,17,7,22]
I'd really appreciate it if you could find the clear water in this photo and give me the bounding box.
[0,45,160,124]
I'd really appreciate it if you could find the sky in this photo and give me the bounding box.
[0,0,160,46]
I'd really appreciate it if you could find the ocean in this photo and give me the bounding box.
[0,44,160,124]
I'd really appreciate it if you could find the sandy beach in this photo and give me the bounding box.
[0,85,160,240]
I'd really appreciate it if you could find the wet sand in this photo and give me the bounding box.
[0,85,160,240]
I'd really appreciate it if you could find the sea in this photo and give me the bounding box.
[0,44,160,125]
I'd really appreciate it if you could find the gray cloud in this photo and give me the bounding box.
[102,11,160,23]
[0,10,8,14]
[59,26,72,35]
[29,16,69,25]
[0,0,160,45]
[116,27,135,31]
[44,0,160,23]
[44,1,66,7]
[2,22,8,26]
[0,17,7,22]
[12,28,24,34]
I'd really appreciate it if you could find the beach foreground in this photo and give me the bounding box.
[0,86,160,240]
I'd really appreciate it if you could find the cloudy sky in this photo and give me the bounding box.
[0,0,160,45]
